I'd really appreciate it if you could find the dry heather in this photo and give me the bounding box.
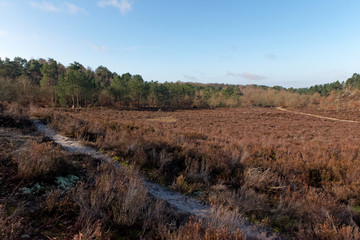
[240,87,320,107]
[166,218,245,240]
[2,103,249,239]
[31,105,360,238]
[294,88,360,121]
[15,142,69,179]
[74,162,148,227]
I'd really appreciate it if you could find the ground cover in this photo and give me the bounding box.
[1,104,246,240]
[32,106,360,239]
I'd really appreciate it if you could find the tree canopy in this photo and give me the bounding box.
[0,57,244,108]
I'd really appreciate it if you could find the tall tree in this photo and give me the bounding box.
[95,66,113,88]
[24,59,43,85]
[57,63,92,107]
[129,74,147,108]
[40,58,59,106]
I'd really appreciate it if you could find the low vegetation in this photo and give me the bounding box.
[0,103,245,239]
[26,102,360,239]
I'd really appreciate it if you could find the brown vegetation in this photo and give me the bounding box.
[293,89,360,121]
[30,104,360,238]
[1,103,247,239]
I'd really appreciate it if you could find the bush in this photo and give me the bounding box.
[167,218,245,240]
[15,142,68,179]
[74,162,147,227]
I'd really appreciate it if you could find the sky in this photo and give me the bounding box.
[0,0,360,88]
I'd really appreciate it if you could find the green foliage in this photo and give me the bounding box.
[294,81,343,96]
[3,56,360,109]
[56,65,96,107]
[346,73,360,89]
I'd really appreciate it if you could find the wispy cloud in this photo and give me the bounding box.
[97,0,133,15]
[183,74,198,81]
[123,46,158,51]
[265,53,276,60]
[30,1,87,14]
[30,1,59,12]
[123,46,139,51]
[227,71,266,81]
[87,42,107,52]
[264,53,286,60]
[65,2,88,14]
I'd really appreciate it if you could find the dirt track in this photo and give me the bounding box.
[32,119,283,240]
[276,107,360,123]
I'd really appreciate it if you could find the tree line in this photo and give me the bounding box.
[0,57,243,108]
[2,56,359,109]
[289,73,360,96]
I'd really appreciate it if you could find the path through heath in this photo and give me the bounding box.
[32,119,282,240]
[276,107,359,123]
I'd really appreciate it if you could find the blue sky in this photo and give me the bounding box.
[0,0,359,87]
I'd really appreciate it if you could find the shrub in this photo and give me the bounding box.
[167,218,245,240]
[74,162,147,227]
[315,220,360,240]
[15,142,68,179]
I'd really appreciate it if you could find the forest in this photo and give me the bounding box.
[0,57,243,108]
[2,57,359,109]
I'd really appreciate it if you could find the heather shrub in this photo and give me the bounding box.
[74,162,147,227]
[166,218,245,240]
[15,142,69,179]
[33,106,360,238]
[73,219,110,240]
[314,220,360,240]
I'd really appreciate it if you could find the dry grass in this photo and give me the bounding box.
[166,218,245,240]
[147,116,177,123]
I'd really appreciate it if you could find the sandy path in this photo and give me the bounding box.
[276,107,360,123]
[32,119,282,240]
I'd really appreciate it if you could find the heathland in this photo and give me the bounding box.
[1,57,360,239]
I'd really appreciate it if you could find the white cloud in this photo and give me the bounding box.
[87,42,107,52]
[65,2,88,14]
[227,71,265,80]
[97,0,133,15]
[88,42,99,51]
[30,1,87,14]
[123,46,158,51]
[30,1,59,12]
[183,74,198,81]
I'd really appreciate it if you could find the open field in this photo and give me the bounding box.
[31,105,360,239]
[0,104,247,239]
